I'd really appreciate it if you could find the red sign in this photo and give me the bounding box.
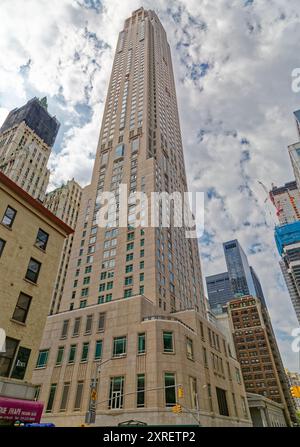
[0,396,43,423]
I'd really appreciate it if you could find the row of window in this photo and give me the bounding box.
[42,373,248,419]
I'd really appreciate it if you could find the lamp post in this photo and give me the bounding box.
[85,358,112,425]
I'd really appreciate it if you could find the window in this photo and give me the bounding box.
[127,232,134,241]
[137,374,145,407]
[107,281,113,290]
[98,313,106,332]
[56,347,64,365]
[216,387,229,416]
[12,292,31,323]
[80,300,87,308]
[138,333,146,354]
[85,315,93,334]
[0,337,19,377]
[126,253,133,261]
[164,373,176,406]
[131,138,139,153]
[1,206,16,227]
[100,272,107,280]
[140,249,144,257]
[99,283,105,292]
[73,317,81,336]
[35,228,49,250]
[106,293,112,302]
[36,349,49,368]
[241,396,249,419]
[61,320,69,338]
[139,273,144,282]
[124,289,132,298]
[125,264,133,273]
[0,238,6,257]
[83,276,90,285]
[60,382,70,412]
[163,332,174,353]
[68,345,77,363]
[25,258,41,283]
[190,377,198,409]
[109,376,124,409]
[235,367,241,384]
[140,261,144,269]
[85,265,92,274]
[113,336,127,357]
[127,242,134,251]
[46,384,57,413]
[115,143,125,158]
[95,340,103,360]
[74,381,84,411]
[81,288,89,297]
[124,276,133,286]
[186,338,194,360]
[81,342,89,362]
[139,285,144,294]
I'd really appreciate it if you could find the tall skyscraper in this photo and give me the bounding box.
[32,8,252,427]
[269,181,300,225]
[0,97,60,201]
[223,240,256,298]
[227,296,297,426]
[44,179,83,315]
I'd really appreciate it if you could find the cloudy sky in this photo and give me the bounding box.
[1,0,300,370]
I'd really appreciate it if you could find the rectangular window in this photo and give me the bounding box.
[61,320,69,338]
[115,143,125,158]
[125,264,133,273]
[98,313,106,332]
[60,382,70,412]
[68,345,77,363]
[35,228,49,250]
[113,336,127,357]
[85,315,93,334]
[83,276,90,285]
[74,381,84,411]
[140,261,144,269]
[140,249,144,257]
[126,253,133,262]
[124,289,132,298]
[138,333,146,354]
[12,292,31,323]
[0,238,6,257]
[81,288,89,297]
[164,372,176,407]
[216,387,229,416]
[127,242,134,251]
[109,376,124,409]
[36,349,49,368]
[73,317,81,336]
[190,377,198,410]
[25,258,41,283]
[0,337,19,377]
[186,337,194,360]
[124,276,133,286]
[163,331,174,353]
[81,342,89,362]
[80,300,87,308]
[137,374,145,407]
[56,347,64,366]
[1,205,17,227]
[107,281,113,290]
[46,384,57,413]
[95,340,103,360]
[235,367,241,384]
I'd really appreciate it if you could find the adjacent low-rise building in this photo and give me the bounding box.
[0,172,73,425]
[32,294,252,427]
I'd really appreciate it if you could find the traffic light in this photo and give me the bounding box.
[290,386,300,398]
[177,386,184,398]
[172,404,182,414]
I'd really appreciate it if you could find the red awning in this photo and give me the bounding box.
[0,396,43,423]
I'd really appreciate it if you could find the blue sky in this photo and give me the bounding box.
[1,0,300,370]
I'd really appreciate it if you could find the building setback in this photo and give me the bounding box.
[226,295,297,426]
[0,171,72,424]
[32,8,251,427]
[0,97,59,202]
[44,179,83,315]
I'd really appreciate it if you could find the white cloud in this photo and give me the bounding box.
[0,0,300,370]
